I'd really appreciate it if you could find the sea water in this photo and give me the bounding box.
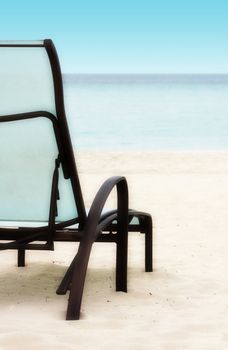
[63,74,228,151]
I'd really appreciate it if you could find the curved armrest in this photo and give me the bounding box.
[83,176,128,243]
[66,176,129,320]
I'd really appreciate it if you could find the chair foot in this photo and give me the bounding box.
[18,249,25,267]
[66,248,92,320]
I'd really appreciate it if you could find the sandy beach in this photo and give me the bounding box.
[0,151,228,349]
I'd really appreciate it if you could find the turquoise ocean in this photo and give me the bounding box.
[63,74,228,151]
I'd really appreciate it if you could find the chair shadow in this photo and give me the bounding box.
[0,262,117,305]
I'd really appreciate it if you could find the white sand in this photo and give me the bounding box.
[1,151,228,349]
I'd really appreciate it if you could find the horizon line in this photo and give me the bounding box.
[63,72,228,75]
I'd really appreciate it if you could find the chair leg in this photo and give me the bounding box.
[56,255,77,295]
[66,247,91,320]
[18,249,25,267]
[144,215,153,272]
[116,228,128,292]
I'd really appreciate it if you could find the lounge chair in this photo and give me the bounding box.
[0,39,153,320]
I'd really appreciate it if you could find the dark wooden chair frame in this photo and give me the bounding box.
[0,39,153,320]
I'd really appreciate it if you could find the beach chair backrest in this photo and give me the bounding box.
[0,41,85,225]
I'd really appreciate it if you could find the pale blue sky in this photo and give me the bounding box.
[0,0,228,73]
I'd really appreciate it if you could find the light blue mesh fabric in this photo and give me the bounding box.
[0,45,78,225]
[0,46,56,116]
[0,118,77,223]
